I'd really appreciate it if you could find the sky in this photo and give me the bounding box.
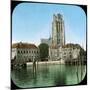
[12,2,86,50]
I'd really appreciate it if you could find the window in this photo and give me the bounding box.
[21,51,22,53]
[27,51,28,53]
[18,50,20,54]
[24,51,25,53]
[70,55,72,58]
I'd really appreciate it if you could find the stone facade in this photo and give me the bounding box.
[41,13,65,47]
[49,14,85,63]
[52,14,65,47]
[49,13,65,60]
[12,42,39,64]
[59,44,80,61]
[49,43,84,62]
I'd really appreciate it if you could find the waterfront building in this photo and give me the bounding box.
[49,42,86,63]
[59,44,80,62]
[59,43,86,63]
[12,42,39,64]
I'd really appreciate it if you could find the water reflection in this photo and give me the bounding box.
[11,64,86,88]
[53,65,66,86]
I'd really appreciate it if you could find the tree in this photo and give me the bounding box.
[38,43,49,61]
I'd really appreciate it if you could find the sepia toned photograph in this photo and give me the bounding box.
[11,1,87,89]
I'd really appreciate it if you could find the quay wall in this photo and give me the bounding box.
[27,60,65,66]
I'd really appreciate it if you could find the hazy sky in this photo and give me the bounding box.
[12,2,86,50]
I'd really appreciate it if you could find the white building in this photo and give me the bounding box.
[49,43,81,63]
[12,42,39,64]
[59,44,80,62]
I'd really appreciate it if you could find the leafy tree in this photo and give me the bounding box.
[38,43,49,61]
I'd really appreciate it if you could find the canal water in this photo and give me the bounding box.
[11,64,86,88]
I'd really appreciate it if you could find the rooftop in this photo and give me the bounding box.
[62,43,81,49]
[12,42,38,49]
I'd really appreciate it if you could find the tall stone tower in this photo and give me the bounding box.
[52,13,65,47]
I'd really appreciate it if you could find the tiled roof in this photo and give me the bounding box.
[12,42,37,49]
[62,43,80,48]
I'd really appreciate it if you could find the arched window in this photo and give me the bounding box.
[24,51,25,53]
[18,50,20,54]
[27,51,28,53]
[21,51,22,53]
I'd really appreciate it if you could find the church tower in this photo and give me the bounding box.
[52,13,65,47]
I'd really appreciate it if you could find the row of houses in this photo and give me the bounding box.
[12,42,86,65]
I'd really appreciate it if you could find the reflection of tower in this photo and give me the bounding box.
[52,13,65,47]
